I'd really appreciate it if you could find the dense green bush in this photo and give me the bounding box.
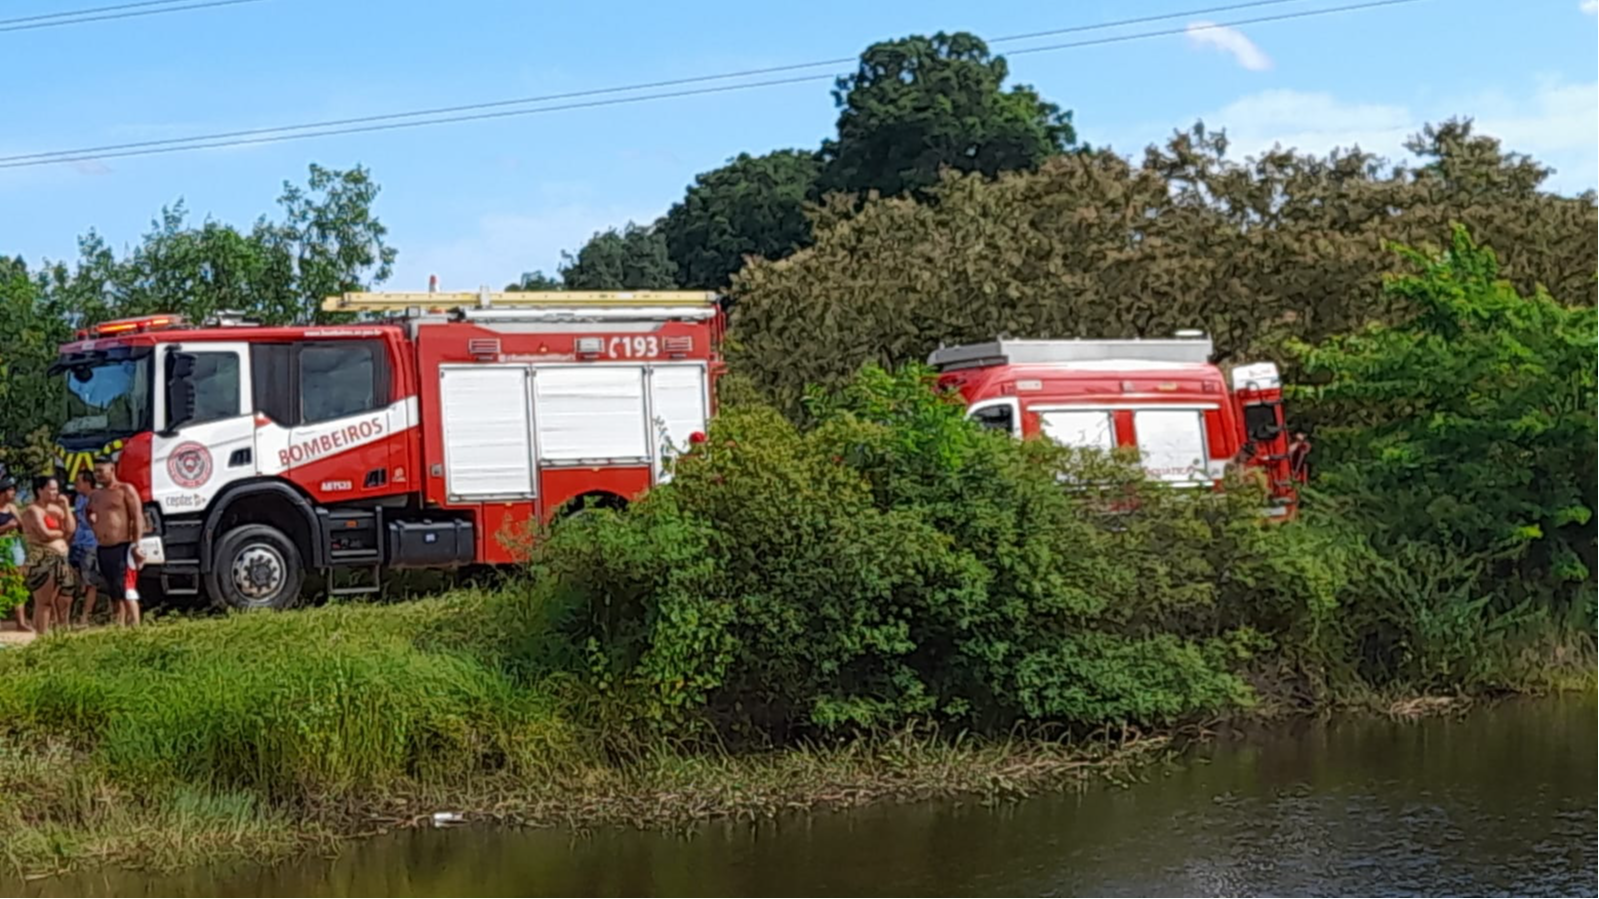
[533,366,1333,740]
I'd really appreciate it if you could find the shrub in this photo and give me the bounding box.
[534,366,1326,740]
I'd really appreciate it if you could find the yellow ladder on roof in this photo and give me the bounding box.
[322,289,720,314]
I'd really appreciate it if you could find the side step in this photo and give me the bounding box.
[327,564,382,598]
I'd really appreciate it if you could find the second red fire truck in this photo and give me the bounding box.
[929,333,1300,516]
[51,291,725,609]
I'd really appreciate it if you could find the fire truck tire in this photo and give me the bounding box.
[206,524,305,611]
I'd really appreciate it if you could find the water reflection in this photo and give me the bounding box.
[19,698,1596,897]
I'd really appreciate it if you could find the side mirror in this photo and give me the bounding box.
[162,350,198,436]
[1250,421,1282,442]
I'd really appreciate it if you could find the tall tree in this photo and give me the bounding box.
[0,164,398,445]
[266,164,397,321]
[732,121,1597,413]
[1293,226,1597,608]
[661,150,822,289]
[817,31,1075,199]
[560,222,677,290]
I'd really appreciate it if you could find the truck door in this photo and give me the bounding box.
[150,342,257,515]
[275,339,398,502]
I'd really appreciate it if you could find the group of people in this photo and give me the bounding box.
[0,457,145,635]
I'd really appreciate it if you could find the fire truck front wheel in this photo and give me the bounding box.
[206,524,305,611]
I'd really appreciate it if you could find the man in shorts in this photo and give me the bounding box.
[70,470,106,625]
[88,457,144,627]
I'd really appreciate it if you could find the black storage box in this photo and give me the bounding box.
[386,518,475,567]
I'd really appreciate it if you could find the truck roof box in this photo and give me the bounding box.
[928,337,1214,372]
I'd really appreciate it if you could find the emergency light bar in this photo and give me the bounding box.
[82,314,186,338]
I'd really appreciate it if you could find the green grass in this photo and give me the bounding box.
[0,592,1184,879]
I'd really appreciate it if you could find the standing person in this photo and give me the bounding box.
[21,475,77,634]
[88,457,143,628]
[0,477,28,632]
[70,471,103,626]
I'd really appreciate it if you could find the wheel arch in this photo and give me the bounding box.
[200,479,322,573]
[555,490,630,519]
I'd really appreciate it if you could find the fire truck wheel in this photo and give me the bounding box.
[206,524,305,611]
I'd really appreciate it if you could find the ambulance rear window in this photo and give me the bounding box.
[1133,409,1209,482]
[1040,410,1115,451]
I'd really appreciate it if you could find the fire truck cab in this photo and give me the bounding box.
[52,291,724,610]
[928,333,1298,515]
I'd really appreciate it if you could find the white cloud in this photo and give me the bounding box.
[1191,80,1598,194]
[390,202,661,293]
[1582,0,1596,15]
[1185,22,1273,71]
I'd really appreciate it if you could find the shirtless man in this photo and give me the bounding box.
[21,475,77,634]
[89,458,144,627]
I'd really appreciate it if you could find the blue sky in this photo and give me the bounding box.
[2,0,1594,292]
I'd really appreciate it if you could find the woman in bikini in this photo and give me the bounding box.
[0,477,26,632]
[21,475,77,635]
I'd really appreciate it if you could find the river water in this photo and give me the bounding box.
[21,698,1596,897]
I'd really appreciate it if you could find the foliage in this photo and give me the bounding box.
[0,165,394,447]
[505,270,563,292]
[661,150,822,289]
[558,222,677,290]
[1291,226,1598,613]
[532,366,1331,740]
[732,121,1597,414]
[818,32,1075,199]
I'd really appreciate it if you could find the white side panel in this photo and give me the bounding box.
[150,341,257,522]
[534,366,649,462]
[649,365,708,478]
[1040,410,1116,450]
[1133,409,1210,482]
[440,366,534,499]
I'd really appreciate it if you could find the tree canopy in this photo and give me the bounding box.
[0,164,395,449]
[730,120,1597,412]
[817,31,1076,199]
[661,150,822,289]
[557,222,677,290]
[1293,226,1597,608]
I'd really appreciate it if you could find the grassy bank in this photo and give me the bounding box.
[0,594,1185,879]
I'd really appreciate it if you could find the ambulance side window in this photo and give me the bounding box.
[970,403,1015,435]
[299,341,388,424]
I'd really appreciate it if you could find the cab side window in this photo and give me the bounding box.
[300,342,387,424]
[176,351,241,427]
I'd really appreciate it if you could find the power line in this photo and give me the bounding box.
[1,0,203,27]
[0,0,263,33]
[0,0,1426,169]
[0,0,1343,164]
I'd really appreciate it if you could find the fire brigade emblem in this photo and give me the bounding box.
[168,442,213,489]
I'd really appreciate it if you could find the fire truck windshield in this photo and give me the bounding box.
[58,350,154,446]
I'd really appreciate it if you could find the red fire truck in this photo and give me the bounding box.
[928,333,1299,515]
[51,291,725,609]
